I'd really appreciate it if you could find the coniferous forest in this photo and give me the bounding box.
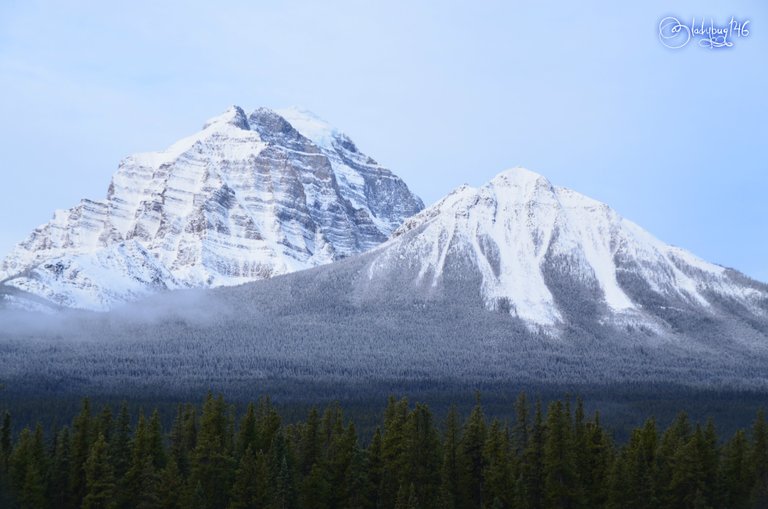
[1,393,767,509]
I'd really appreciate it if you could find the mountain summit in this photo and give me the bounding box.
[0,106,424,310]
[369,167,768,333]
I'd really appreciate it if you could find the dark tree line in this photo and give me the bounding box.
[0,392,767,509]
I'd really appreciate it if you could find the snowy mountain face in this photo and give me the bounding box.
[368,168,768,335]
[2,168,768,392]
[0,106,424,310]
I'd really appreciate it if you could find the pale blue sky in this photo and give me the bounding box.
[1,1,766,281]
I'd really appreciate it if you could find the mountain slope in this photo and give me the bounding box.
[0,106,423,310]
[2,168,767,395]
[369,168,768,335]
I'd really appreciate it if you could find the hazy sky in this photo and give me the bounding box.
[1,1,766,281]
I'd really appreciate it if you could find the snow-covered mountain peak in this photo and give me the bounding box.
[202,105,250,131]
[487,167,552,189]
[374,169,767,330]
[274,107,339,149]
[0,105,424,310]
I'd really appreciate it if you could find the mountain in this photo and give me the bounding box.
[0,106,424,310]
[2,168,767,395]
[374,168,768,334]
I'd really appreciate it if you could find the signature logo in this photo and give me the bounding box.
[658,16,751,49]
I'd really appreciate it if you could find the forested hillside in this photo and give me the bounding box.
[1,393,767,509]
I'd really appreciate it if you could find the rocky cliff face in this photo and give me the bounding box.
[0,106,424,310]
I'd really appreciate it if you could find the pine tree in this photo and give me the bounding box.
[719,430,751,509]
[367,427,384,509]
[519,399,546,509]
[169,403,197,477]
[299,462,331,509]
[255,396,281,454]
[190,393,236,509]
[128,456,162,509]
[9,427,47,509]
[483,419,511,508]
[83,433,116,509]
[31,424,47,485]
[581,412,612,509]
[130,412,150,461]
[700,420,719,505]
[273,454,296,509]
[157,458,184,509]
[440,406,461,509]
[403,403,441,509]
[122,413,161,509]
[459,396,487,509]
[751,410,768,508]
[298,408,320,476]
[511,393,530,501]
[345,446,374,509]
[0,411,10,509]
[381,397,409,508]
[610,417,657,509]
[320,403,344,452]
[111,402,132,482]
[669,424,714,509]
[332,422,360,507]
[226,403,237,458]
[312,402,347,507]
[0,411,10,470]
[97,405,113,444]
[569,398,587,509]
[69,398,94,508]
[48,426,72,507]
[236,403,259,461]
[229,445,269,509]
[20,459,46,509]
[147,410,167,470]
[297,405,332,509]
[656,411,691,507]
[543,400,576,509]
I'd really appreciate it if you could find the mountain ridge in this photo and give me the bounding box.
[0,106,424,310]
[1,168,767,391]
[367,167,767,336]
